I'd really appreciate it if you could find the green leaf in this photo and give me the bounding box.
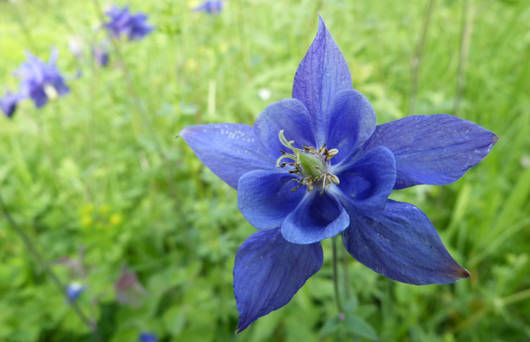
[344,314,378,341]
[319,316,340,337]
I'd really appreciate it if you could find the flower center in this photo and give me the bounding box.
[276,130,340,192]
[44,84,58,100]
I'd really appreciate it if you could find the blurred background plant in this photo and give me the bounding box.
[0,0,528,341]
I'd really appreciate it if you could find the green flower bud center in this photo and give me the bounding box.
[297,151,324,179]
[276,130,340,192]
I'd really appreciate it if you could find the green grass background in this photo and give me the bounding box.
[0,0,529,341]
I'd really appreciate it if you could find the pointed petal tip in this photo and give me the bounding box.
[456,266,471,280]
[316,16,328,36]
[492,134,499,144]
[178,126,189,139]
[235,321,249,334]
[486,133,499,154]
[448,264,471,282]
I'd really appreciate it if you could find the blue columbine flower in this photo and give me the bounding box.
[15,49,69,108]
[193,0,223,15]
[139,332,157,342]
[180,17,498,332]
[66,282,85,301]
[93,45,110,67]
[104,5,154,41]
[0,91,22,118]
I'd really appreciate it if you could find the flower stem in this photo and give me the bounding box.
[331,237,343,313]
[90,0,182,208]
[409,0,436,114]
[341,242,351,301]
[90,0,164,157]
[0,193,102,342]
[454,0,474,114]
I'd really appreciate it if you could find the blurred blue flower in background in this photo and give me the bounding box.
[0,91,22,118]
[15,49,69,108]
[104,5,154,41]
[139,332,157,342]
[181,17,498,331]
[66,282,85,301]
[93,45,110,67]
[193,0,223,15]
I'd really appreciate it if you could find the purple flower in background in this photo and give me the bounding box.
[193,0,223,15]
[115,267,147,306]
[139,332,157,342]
[93,45,110,67]
[181,17,497,331]
[104,5,154,41]
[66,282,85,301]
[0,91,22,118]
[15,49,69,108]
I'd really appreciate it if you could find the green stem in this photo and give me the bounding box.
[454,0,473,114]
[236,0,249,74]
[331,237,343,313]
[90,0,163,156]
[341,242,351,301]
[90,0,182,206]
[409,0,436,114]
[0,193,102,342]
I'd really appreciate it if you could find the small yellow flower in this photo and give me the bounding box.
[109,214,123,226]
[81,215,93,228]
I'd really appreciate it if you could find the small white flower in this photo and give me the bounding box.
[258,88,272,101]
[68,36,83,57]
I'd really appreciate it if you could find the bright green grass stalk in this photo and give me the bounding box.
[409,0,436,114]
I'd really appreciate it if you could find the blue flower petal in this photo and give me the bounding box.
[105,5,153,41]
[66,282,85,301]
[180,124,275,189]
[139,332,158,342]
[50,76,70,96]
[364,114,498,189]
[238,170,304,230]
[326,89,376,163]
[254,98,315,157]
[0,91,22,118]
[31,88,48,108]
[193,0,224,15]
[292,17,352,146]
[281,191,350,244]
[234,229,323,332]
[335,146,396,215]
[343,200,470,285]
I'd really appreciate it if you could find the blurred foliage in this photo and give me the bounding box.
[0,0,529,341]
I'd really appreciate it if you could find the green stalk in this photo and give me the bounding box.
[409,0,436,114]
[332,237,343,313]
